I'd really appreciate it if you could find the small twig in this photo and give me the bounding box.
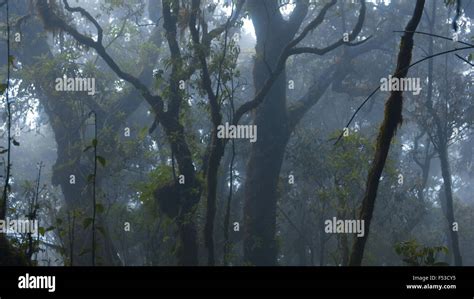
[63,0,103,43]
[334,45,473,145]
[455,54,474,66]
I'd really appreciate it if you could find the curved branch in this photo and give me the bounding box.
[455,54,474,66]
[202,0,245,48]
[232,0,353,125]
[393,30,474,47]
[289,0,368,56]
[334,45,473,145]
[36,0,164,118]
[63,0,103,44]
[285,0,309,37]
[287,0,337,49]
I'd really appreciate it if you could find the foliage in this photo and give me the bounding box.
[394,240,449,266]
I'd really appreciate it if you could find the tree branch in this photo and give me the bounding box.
[202,0,245,48]
[36,0,164,119]
[285,0,309,38]
[189,0,220,125]
[289,0,368,56]
[233,0,356,125]
[63,0,103,44]
[455,54,474,66]
[334,45,473,145]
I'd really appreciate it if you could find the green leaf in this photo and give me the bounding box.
[0,83,7,94]
[79,248,91,257]
[38,227,46,236]
[83,217,93,229]
[73,210,82,218]
[45,226,55,232]
[97,155,106,167]
[83,145,93,152]
[92,138,98,147]
[97,226,106,236]
[95,203,105,213]
[87,174,95,183]
[56,218,63,225]
[8,55,15,67]
[138,127,148,139]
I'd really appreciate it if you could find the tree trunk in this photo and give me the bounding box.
[348,0,425,266]
[243,1,293,266]
[162,118,200,266]
[243,132,289,265]
[242,64,290,265]
[204,131,225,265]
[438,141,463,266]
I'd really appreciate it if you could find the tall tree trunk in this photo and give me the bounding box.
[348,0,425,266]
[242,61,290,265]
[204,131,225,265]
[424,0,461,266]
[243,127,289,265]
[243,1,293,266]
[436,20,462,266]
[438,142,463,266]
[163,119,200,266]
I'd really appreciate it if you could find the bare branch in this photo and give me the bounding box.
[287,0,337,49]
[455,54,474,66]
[334,45,473,145]
[289,0,368,56]
[233,0,349,125]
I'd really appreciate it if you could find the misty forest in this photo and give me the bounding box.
[0,0,473,267]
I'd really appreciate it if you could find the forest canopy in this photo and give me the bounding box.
[0,0,473,267]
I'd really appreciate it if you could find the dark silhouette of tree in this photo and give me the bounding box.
[349,0,425,266]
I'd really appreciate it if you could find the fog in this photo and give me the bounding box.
[0,0,472,267]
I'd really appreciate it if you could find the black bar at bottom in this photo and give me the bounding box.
[0,266,472,298]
